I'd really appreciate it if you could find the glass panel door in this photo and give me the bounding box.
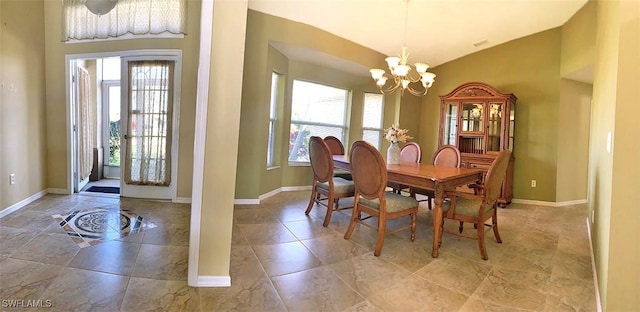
[487,103,503,152]
[120,54,180,200]
[103,81,121,178]
[442,102,458,146]
[461,103,484,132]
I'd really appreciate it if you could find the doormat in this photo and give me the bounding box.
[52,208,156,248]
[85,186,120,194]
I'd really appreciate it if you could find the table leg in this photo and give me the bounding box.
[431,184,445,258]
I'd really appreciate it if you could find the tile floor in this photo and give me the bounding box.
[0,191,597,311]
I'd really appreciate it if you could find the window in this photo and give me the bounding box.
[267,72,283,167]
[289,80,349,163]
[63,0,188,42]
[362,93,384,149]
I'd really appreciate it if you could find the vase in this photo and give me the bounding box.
[387,142,401,165]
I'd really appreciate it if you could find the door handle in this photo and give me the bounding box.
[124,134,129,140]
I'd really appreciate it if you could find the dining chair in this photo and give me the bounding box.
[439,149,511,260]
[388,142,422,194]
[305,136,355,227]
[344,140,419,256]
[410,145,461,209]
[323,136,352,180]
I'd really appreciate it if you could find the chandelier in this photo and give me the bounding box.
[369,1,436,96]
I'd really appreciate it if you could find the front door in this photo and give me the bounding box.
[120,56,180,200]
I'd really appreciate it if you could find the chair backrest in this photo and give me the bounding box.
[483,150,511,204]
[349,141,387,200]
[432,145,461,168]
[323,136,345,155]
[309,136,334,183]
[400,142,422,163]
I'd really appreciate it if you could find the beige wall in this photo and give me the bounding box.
[561,1,597,78]
[0,0,47,210]
[42,0,201,198]
[556,79,592,202]
[590,0,640,310]
[197,0,247,278]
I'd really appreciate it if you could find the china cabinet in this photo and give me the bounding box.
[438,82,516,206]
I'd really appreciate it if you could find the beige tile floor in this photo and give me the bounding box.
[0,190,597,311]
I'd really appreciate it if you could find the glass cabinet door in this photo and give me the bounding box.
[442,102,458,146]
[508,103,515,151]
[487,103,503,152]
[461,103,484,133]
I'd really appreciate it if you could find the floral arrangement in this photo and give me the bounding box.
[384,124,412,144]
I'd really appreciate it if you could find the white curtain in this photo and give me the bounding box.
[63,0,187,41]
[78,66,95,181]
[124,60,173,186]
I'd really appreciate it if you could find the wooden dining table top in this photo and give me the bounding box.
[331,154,483,188]
[331,154,484,258]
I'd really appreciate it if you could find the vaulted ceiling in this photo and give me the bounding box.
[249,0,588,77]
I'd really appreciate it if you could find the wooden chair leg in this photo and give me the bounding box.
[322,194,334,227]
[458,221,464,233]
[477,220,488,260]
[492,212,502,243]
[427,196,433,210]
[410,212,417,241]
[344,204,359,239]
[374,214,386,257]
[305,185,317,215]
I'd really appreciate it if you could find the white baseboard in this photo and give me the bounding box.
[0,190,48,219]
[190,275,231,287]
[511,198,587,207]
[586,217,603,312]
[234,198,260,205]
[282,185,312,192]
[47,188,70,195]
[234,185,312,205]
[555,199,588,206]
[174,197,192,204]
[258,188,282,201]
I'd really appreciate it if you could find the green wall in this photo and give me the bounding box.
[419,29,563,202]
[237,8,598,204]
[236,10,395,200]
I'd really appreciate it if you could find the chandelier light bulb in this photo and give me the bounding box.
[370,69,385,80]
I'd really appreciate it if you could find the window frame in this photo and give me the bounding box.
[267,72,284,169]
[362,92,385,150]
[288,80,350,165]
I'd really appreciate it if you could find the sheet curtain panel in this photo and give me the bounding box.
[62,0,188,41]
[78,66,95,181]
[124,60,173,186]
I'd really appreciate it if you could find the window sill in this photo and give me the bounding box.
[267,166,281,171]
[65,33,184,44]
[288,162,310,167]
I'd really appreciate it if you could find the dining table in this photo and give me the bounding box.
[332,154,484,258]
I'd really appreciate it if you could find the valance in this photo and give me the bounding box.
[62,0,187,41]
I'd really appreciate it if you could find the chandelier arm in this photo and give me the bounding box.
[406,84,429,96]
[380,82,402,94]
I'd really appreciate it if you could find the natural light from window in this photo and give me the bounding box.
[362,93,384,149]
[289,80,349,163]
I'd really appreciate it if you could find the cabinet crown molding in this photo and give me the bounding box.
[440,82,517,101]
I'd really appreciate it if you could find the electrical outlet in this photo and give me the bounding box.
[9,173,16,185]
[531,179,537,188]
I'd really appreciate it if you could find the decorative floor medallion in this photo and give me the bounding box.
[52,208,156,248]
